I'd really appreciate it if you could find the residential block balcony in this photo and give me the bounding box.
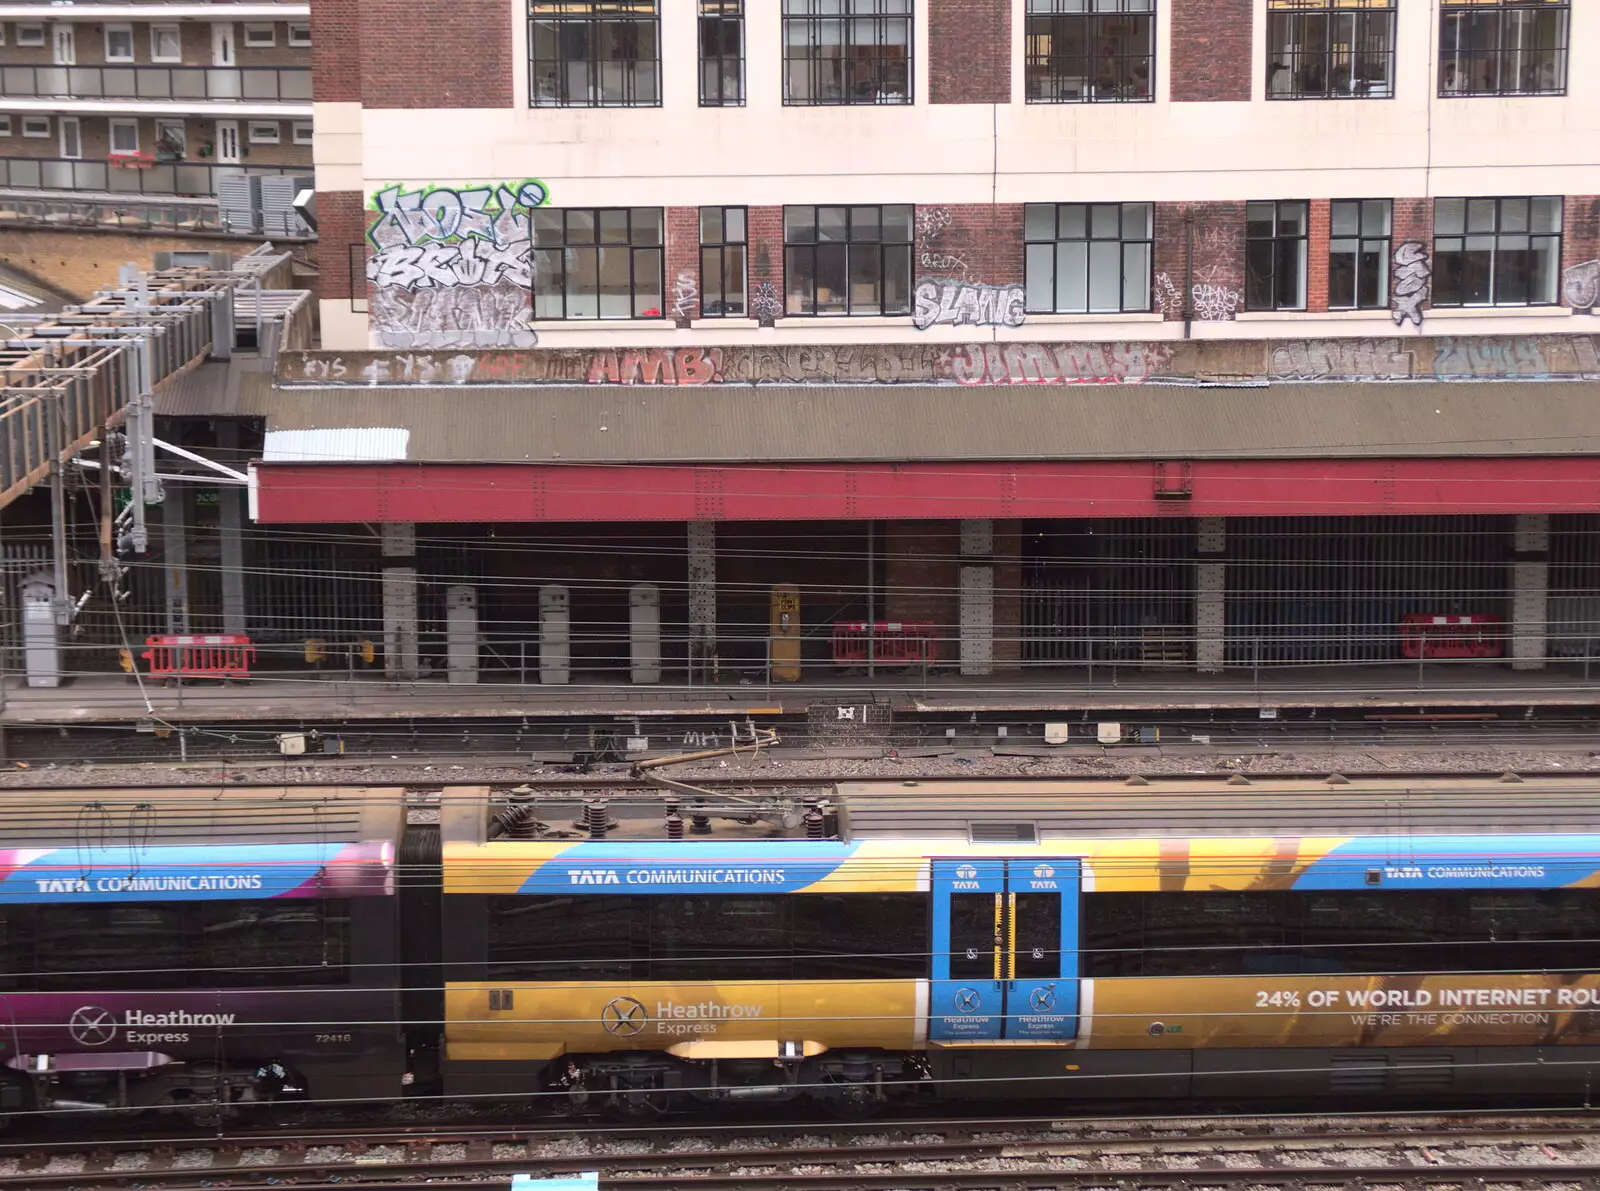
[0,64,311,103]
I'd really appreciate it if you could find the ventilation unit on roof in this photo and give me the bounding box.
[969,822,1037,844]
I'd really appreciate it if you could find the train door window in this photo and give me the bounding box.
[1011,892,1060,979]
[948,892,1000,980]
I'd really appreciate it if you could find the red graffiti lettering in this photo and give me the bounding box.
[673,347,722,385]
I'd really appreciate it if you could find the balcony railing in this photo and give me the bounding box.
[0,156,294,198]
[0,65,312,102]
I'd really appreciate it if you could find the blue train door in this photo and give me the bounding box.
[930,858,1079,1043]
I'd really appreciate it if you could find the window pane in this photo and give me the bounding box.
[785,246,814,313]
[533,248,564,314]
[1090,204,1120,239]
[1361,199,1391,236]
[882,243,911,313]
[1530,235,1559,303]
[1531,197,1561,234]
[1278,201,1307,237]
[1435,198,1465,236]
[1058,241,1087,312]
[1331,202,1359,238]
[1026,204,1056,240]
[564,246,599,317]
[851,205,881,241]
[632,247,662,316]
[722,244,747,313]
[533,208,565,245]
[1122,241,1150,311]
[700,206,724,243]
[725,207,745,241]
[1026,242,1056,311]
[1246,202,1275,238]
[1500,198,1529,234]
[848,244,881,314]
[1060,204,1087,240]
[818,206,849,242]
[599,208,630,243]
[567,208,596,242]
[1329,241,1358,308]
[1466,198,1496,234]
[883,205,914,241]
[631,207,663,244]
[1245,239,1275,308]
[1124,202,1152,239]
[815,243,848,313]
[1088,240,1121,312]
[1358,240,1387,309]
[1461,234,1495,304]
[786,206,816,244]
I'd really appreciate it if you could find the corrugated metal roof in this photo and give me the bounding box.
[240,380,1600,464]
[154,356,275,417]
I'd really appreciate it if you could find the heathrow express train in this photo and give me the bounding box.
[2,776,1600,1119]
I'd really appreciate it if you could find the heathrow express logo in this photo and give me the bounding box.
[68,1006,118,1047]
[601,997,648,1037]
[954,988,982,1014]
[1028,987,1057,1013]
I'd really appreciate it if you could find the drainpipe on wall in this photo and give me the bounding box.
[1183,211,1195,341]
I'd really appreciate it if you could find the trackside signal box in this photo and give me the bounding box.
[770,584,801,682]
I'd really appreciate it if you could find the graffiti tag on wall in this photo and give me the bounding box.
[913,280,1026,331]
[366,180,549,349]
[1391,241,1431,328]
[1564,260,1600,312]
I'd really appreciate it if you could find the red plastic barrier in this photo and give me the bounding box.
[1399,614,1505,660]
[141,634,257,678]
[831,620,939,668]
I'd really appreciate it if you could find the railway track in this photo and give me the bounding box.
[5,1111,1599,1189]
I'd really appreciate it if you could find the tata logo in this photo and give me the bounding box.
[69,1006,118,1047]
[955,864,978,880]
[1033,864,1055,880]
[601,996,648,1037]
[568,869,621,885]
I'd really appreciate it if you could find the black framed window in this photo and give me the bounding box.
[530,1,660,108]
[532,207,665,319]
[1328,198,1391,310]
[1266,0,1395,99]
[700,1,744,106]
[1245,200,1309,311]
[1025,0,1155,103]
[1439,0,1568,96]
[1433,196,1561,307]
[783,0,912,106]
[1024,202,1153,313]
[700,206,747,317]
[784,204,913,316]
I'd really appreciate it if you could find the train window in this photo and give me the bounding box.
[792,893,927,979]
[195,901,350,987]
[480,893,931,982]
[486,895,638,982]
[1012,893,1060,979]
[948,893,1000,980]
[1083,888,1600,979]
[650,897,793,982]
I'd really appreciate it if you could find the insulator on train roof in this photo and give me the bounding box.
[664,809,685,840]
[803,800,826,840]
[583,798,610,840]
[689,805,713,836]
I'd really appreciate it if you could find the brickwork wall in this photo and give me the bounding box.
[1391,196,1431,317]
[359,0,511,107]
[884,521,960,655]
[665,206,700,324]
[1561,195,1600,309]
[317,190,366,304]
[310,0,361,103]
[1307,199,1330,313]
[0,225,287,300]
[1171,0,1253,102]
[0,115,311,168]
[1152,201,1246,320]
[929,0,1010,104]
[746,205,784,321]
[0,22,309,69]
[918,203,1025,283]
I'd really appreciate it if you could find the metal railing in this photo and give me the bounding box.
[0,157,295,199]
[0,64,312,102]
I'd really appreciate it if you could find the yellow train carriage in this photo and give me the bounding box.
[436,777,1600,1109]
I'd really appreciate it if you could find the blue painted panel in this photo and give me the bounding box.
[929,858,1003,1042]
[1294,835,1600,890]
[1003,859,1080,1041]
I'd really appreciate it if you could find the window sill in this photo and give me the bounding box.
[775,315,912,329]
[1424,305,1572,320]
[692,318,760,330]
[528,318,672,329]
[1024,311,1165,325]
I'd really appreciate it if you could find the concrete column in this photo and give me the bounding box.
[958,518,994,676]
[1511,513,1550,671]
[687,521,717,683]
[1195,516,1226,674]
[382,522,420,681]
[216,423,247,635]
[162,489,190,634]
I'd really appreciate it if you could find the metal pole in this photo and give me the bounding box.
[47,395,72,629]
[866,520,875,679]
